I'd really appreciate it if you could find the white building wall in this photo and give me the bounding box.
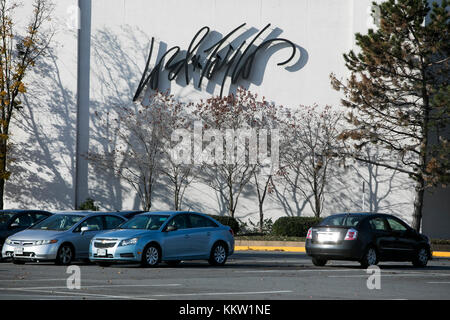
[7,0,418,228]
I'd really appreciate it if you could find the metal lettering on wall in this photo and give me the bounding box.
[133,23,297,100]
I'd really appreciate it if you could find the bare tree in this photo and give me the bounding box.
[88,93,170,210]
[193,88,261,218]
[0,0,54,208]
[280,105,342,218]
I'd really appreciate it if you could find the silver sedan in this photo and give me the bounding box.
[2,211,127,265]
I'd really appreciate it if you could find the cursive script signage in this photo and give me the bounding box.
[133,23,297,100]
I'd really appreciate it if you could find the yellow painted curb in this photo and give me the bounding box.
[235,245,305,253]
[433,251,450,258]
[235,246,450,258]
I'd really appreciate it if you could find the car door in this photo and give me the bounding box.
[186,214,216,258]
[385,216,416,260]
[368,216,396,260]
[71,216,105,258]
[162,214,193,259]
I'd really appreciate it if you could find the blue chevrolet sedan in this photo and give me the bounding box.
[89,211,235,267]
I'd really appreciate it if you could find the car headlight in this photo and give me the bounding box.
[5,238,12,245]
[119,238,139,246]
[35,239,58,245]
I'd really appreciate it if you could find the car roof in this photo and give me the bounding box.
[139,211,207,216]
[0,209,52,214]
[52,211,109,216]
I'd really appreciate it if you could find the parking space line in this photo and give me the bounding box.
[427,282,450,284]
[1,283,181,291]
[145,290,293,298]
[5,288,155,300]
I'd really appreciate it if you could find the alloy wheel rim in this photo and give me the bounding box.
[367,248,377,265]
[418,248,428,264]
[146,247,159,265]
[214,245,226,263]
[60,247,72,264]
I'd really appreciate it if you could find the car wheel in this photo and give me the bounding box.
[166,260,181,267]
[141,244,160,267]
[56,244,74,265]
[360,246,378,268]
[209,242,228,266]
[312,256,327,266]
[412,247,429,268]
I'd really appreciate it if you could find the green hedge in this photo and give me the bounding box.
[208,215,240,234]
[272,217,323,237]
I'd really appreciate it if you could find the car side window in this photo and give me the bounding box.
[77,216,104,232]
[386,217,408,232]
[189,214,218,228]
[104,216,125,230]
[32,213,50,223]
[12,214,33,227]
[369,217,388,231]
[167,214,189,230]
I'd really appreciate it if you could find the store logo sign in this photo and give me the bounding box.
[133,23,297,100]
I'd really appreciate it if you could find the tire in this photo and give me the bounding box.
[141,244,161,267]
[208,242,228,266]
[412,247,429,268]
[312,256,327,266]
[12,259,25,265]
[360,246,378,269]
[166,260,181,267]
[55,244,74,265]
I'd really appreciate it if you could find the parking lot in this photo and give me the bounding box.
[0,251,449,300]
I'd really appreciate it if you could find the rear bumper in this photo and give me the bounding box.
[305,239,364,261]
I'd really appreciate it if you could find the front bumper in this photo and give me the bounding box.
[305,239,364,261]
[89,240,141,263]
[2,242,59,261]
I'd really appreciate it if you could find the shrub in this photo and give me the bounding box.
[272,216,323,237]
[208,214,240,234]
[79,198,99,211]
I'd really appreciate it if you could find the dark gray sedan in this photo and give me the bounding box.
[305,213,431,268]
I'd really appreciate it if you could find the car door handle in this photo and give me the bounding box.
[206,232,211,236]
[184,235,190,239]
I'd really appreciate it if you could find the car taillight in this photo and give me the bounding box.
[229,228,234,237]
[306,228,312,240]
[344,228,358,240]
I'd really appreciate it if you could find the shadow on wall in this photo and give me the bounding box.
[7,46,77,210]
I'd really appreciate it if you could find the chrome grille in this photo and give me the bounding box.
[94,241,116,248]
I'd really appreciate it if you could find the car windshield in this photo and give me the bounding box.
[0,213,16,226]
[31,214,83,231]
[120,215,169,230]
[319,215,364,227]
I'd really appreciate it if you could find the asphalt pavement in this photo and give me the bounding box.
[0,251,449,300]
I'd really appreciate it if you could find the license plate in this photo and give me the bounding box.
[317,232,338,242]
[14,247,24,255]
[97,249,107,257]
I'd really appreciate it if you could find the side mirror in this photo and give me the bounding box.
[165,225,178,232]
[80,226,91,234]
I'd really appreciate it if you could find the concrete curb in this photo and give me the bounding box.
[234,240,450,258]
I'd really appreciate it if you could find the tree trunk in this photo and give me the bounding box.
[259,202,264,233]
[412,177,425,232]
[0,141,7,210]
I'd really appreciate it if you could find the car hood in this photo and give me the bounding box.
[7,229,65,241]
[94,229,158,240]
